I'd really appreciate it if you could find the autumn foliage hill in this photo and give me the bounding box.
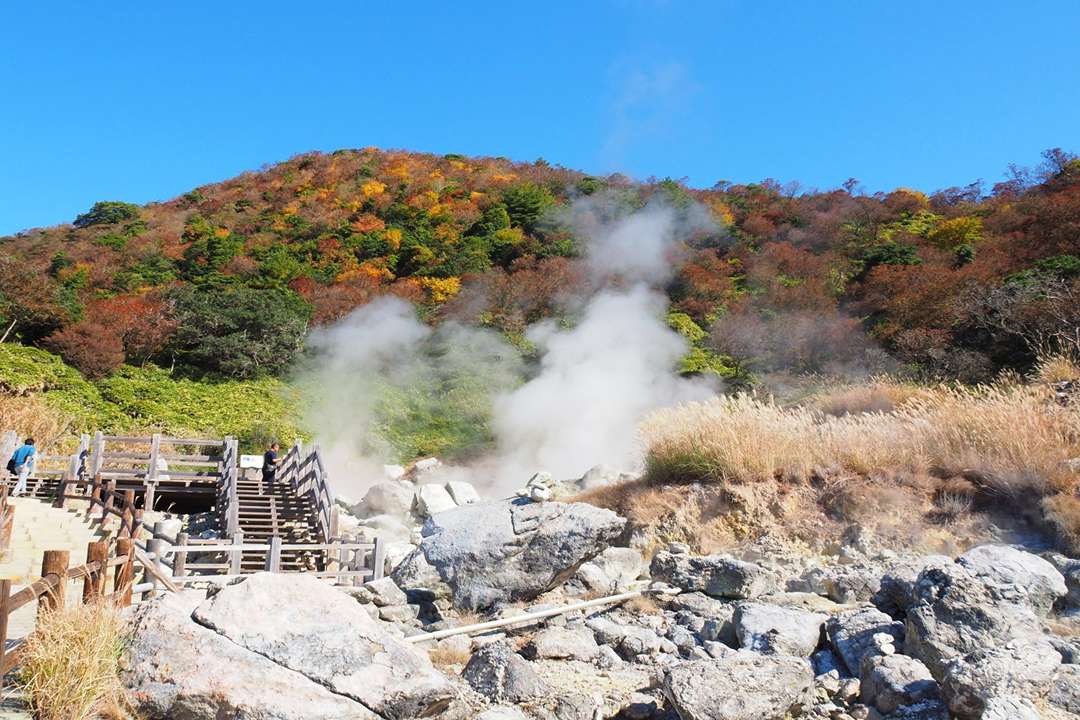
[1,146,1079,384]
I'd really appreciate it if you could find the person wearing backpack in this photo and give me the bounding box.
[8,438,36,497]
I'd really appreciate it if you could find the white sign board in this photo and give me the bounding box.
[240,454,264,469]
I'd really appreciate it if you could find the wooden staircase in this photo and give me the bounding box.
[233,476,322,572]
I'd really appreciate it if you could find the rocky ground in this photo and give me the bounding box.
[118,462,1080,720]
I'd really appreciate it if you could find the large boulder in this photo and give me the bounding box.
[860,654,940,715]
[956,544,1067,616]
[354,481,414,518]
[192,573,454,719]
[903,563,1044,679]
[416,483,457,517]
[980,696,1042,720]
[732,602,825,656]
[1044,551,1080,610]
[523,626,600,662]
[1048,664,1080,714]
[394,498,626,609]
[663,653,814,720]
[574,547,644,593]
[122,591,381,719]
[873,555,954,618]
[650,551,777,599]
[940,637,1062,719]
[827,606,906,674]
[463,640,548,703]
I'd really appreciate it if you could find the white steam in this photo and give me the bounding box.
[299,192,719,497]
[490,285,711,481]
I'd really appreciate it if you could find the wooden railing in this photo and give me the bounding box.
[218,437,240,537]
[87,432,229,510]
[159,536,385,584]
[281,441,340,545]
[0,538,138,684]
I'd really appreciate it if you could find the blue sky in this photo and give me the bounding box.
[2,1,1078,235]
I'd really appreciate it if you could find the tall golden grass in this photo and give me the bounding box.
[0,395,72,449]
[642,379,1079,498]
[17,601,132,720]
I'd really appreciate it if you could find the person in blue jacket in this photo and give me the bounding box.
[10,438,36,497]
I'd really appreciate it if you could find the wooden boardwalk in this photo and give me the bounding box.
[0,431,383,585]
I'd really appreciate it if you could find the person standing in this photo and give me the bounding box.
[9,438,36,497]
[262,442,281,485]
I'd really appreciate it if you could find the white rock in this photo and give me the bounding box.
[416,484,457,517]
[414,457,441,472]
[384,464,406,480]
[529,485,553,502]
[383,540,419,576]
[445,480,480,506]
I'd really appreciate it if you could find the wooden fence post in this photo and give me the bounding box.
[145,538,165,601]
[101,480,116,529]
[114,538,133,607]
[39,550,69,614]
[91,431,104,477]
[53,469,69,509]
[89,474,102,519]
[0,579,9,688]
[230,530,245,575]
[174,532,188,578]
[265,535,282,572]
[83,540,109,602]
[120,489,136,538]
[0,501,13,559]
[372,536,386,581]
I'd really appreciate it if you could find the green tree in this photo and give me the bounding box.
[180,216,243,282]
[73,201,141,228]
[167,286,312,379]
[467,204,511,237]
[862,240,922,271]
[502,183,555,233]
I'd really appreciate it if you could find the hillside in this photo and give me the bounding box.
[1,147,1079,459]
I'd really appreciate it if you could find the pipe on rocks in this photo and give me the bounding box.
[405,583,679,644]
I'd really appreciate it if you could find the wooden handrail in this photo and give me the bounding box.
[0,535,143,683]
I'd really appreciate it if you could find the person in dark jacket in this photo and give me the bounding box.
[262,442,281,485]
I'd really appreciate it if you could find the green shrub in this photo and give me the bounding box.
[167,285,312,379]
[73,201,140,229]
[96,366,304,452]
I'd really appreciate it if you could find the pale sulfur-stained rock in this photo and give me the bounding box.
[733,602,826,656]
[394,497,625,609]
[650,551,777,599]
[416,483,457,517]
[663,653,814,720]
[956,544,1067,616]
[122,591,381,720]
[192,573,454,719]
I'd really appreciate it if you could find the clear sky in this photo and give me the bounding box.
[2,1,1078,235]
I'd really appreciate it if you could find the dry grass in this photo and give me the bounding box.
[0,395,73,449]
[1042,492,1080,554]
[1034,351,1080,384]
[17,601,133,720]
[427,644,472,670]
[643,380,1079,498]
[812,379,927,417]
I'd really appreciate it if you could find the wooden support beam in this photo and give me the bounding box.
[173,532,188,578]
[114,539,134,607]
[39,550,69,614]
[82,540,109,602]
